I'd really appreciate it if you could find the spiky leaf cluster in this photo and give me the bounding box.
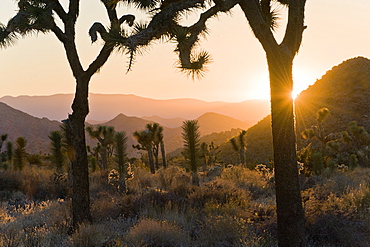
[7,0,54,35]
[0,24,17,48]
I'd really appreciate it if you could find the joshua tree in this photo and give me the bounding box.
[200,141,220,171]
[155,125,167,169]
[200,142,210,171]
[0,134,8,166]
[5,141,14,170]
[145,123,167,169]
[341,121,370,167]
[14,137,27,171]
[230,130,247,166]
[300,108,332,174]
[182,120,201,186]
[106,0,308,241]
[1,0,215,227]
[2,1,307,241]
[114,131,129,193]
[49,130,65,173]
[133,129,155,174]
[86,125,116,170]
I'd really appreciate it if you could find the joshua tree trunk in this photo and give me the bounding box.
[101,146,108,170]
[68,75,92,227]
[267,50,305,247]
[160,141,167,169]
[147,145,155,174]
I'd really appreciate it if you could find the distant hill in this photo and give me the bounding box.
[0,102,60,154]
[141,116,186,128]
[0,94,270,123]
[242,57,370,164]
[197,112,252,136]
[96,112,250,154]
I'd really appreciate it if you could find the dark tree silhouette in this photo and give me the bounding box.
[86,125,116,170]
[0,0,217,228]
[0,134,8,166]
[49,130,65,173]
[182,120,201,186]
[230,130,247,166]
[114,131,129,193]
[133,129,155,174]
[14,137,27,171]
[1,1,307,243]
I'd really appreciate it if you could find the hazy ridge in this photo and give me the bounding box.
[0,94,270,123]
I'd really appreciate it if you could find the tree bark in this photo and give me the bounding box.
[147,145,155,174]
[160,141,167,169]
[267,50,305,247]
[68,75,92,227]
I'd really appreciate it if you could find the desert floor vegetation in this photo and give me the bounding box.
[0,162,369,247]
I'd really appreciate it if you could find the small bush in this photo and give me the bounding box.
[71,223,114,247]
[125,218,190,247]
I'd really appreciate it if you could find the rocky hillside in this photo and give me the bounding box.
[0,102,60,154]
[242,57,370,164]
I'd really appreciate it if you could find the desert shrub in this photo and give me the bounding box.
[188,179,251,211]
[304,170,370,246]
[89,170,115,197]
[306,212,370,247]
[155,166,190,191]
[195,215,248,247]
[124,218,190,247]
[0,200,71,246]
[127,167,155,194]
[220,166,273,198]
[0,171,23,200]
[91,191,122,222]
[71,223,115,247]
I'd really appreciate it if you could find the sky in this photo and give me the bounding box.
[0,0,370,103]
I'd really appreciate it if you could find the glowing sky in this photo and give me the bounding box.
[0,0,370,102]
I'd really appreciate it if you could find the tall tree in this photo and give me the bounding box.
[49,130,65,173]
[146,123,167,169]
[182,120,201,186]
[230,130,247,166]
[86,125,116,170]
[239,2,307,245]
[114,131,129,193]
[133,129,155,174]
[14,137,27,171]
[6,141,14,169]
[0,134,8,166]
[0,0,214,227]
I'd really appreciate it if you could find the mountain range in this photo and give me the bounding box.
[0,103,251,154]
[1,57,369,162]
[0,94,270,124]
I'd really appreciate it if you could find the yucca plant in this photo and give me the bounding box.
[182,120,201,186]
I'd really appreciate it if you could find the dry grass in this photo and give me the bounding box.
[0,165,369,246]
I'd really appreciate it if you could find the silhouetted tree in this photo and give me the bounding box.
[5,141,13,170]
[1,0,215,227]
[230,130,247,166]
[0,134,8,166]
[182,120,201,186]
[114,131,129,193]
[86,125,115,170]
[49,130,65,173]
[341,121,370,167]
[133,129,155,174]
[14,137,27,171]
[200,141,220,171]
[145,123,167,169]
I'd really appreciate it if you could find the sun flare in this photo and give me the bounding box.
[292,68,314,100]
